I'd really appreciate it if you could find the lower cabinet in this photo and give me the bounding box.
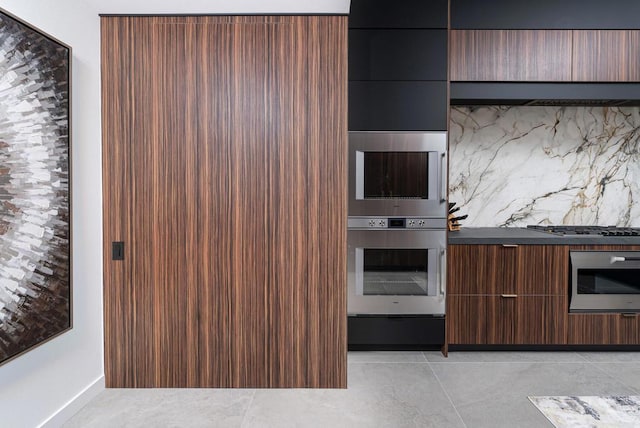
[568,313,639,345]
[448,295,567,345]
[447,244,568,346]
[448,243,640,347]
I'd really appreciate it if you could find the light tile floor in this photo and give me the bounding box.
[64,351,640,428]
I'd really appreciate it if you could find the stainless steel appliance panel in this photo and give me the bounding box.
[570,251,640,312]
[349,131,447,217]
[348,227,446,315]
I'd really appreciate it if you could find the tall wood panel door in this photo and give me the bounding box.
[102,16,347,388]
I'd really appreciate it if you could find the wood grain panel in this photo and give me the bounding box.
[569,245,640,251]
[568,313,639,345]
[101,17,134,387]
[102,15,347,388]
[196,18,234,388]
[447,296,486,344]
[136,17,200,387]
[447,245,517,295]
[304,16,348,388]
[515,296,567,344]
[450,30,572,81]
[485,296,567,345]
[573,30,640,81]
[517,245,568,295]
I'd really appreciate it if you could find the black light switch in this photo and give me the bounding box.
[112,242,124,261]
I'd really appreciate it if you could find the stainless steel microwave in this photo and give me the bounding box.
[348,132,447,218]
[570,251,640,312]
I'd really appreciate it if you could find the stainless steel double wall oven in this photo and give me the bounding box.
[347,132,448,318]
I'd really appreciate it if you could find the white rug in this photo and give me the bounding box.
[529,396,640,428]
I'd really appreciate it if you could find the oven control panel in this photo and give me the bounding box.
[348,217,447,230]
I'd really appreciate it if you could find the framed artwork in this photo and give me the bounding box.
[0,9,71,365]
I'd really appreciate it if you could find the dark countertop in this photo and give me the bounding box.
[448,227,640,245]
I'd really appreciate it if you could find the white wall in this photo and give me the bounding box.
[84,0,350,14]
[0,1,104,427]
[0,1,350,427]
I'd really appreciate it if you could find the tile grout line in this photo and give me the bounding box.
[584,360,640,395]
[239,390,258,428]
[424,356,469,428]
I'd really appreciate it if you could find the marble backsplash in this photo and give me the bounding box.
[449,106,640,227]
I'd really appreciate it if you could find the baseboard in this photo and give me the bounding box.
[39,375,105,428]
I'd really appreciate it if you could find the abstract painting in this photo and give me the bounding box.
[0,9,70,365]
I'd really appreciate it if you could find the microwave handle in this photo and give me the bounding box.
[439,248,446,296]
[611,256,640,263]
[439,153,447,203]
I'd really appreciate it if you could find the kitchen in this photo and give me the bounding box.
[347,0,640,354]
[2,0,640,426]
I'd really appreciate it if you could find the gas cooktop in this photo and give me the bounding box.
[527,225,640,236]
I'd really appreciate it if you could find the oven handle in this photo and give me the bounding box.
[439,153,447,203]
[610,256,640,263]
[439,248,446,296]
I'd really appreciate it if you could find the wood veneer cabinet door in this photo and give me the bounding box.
[450,30,572,81]
[516,245,568,295]
[568,314,639,345]
[447,296,487,344]
[102,16,347,388]
[572,31,640,81]
[486,296,567,345]
[448,244,517,294]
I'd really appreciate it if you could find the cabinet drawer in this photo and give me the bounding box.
[448,295,567,345]
[447,296,487,345]
[349,29,447,81]
[348,81,447,131]
[487,295,567,345]
[448,244,518,295]
[568,313,640,345]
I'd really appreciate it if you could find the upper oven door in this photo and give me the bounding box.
[570,251,640,312]
[349,132,447,217]
[348,228,446,315]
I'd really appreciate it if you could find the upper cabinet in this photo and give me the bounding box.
[450,30,572,81]
[572,30,640,81]
[350,0,447,29]
[348,0,448,131]
[451,0,640,30]
[349,29,447,81]
[451,30,640,83]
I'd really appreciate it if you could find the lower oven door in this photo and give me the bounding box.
[570,251,640,312]
[347,229,446,315]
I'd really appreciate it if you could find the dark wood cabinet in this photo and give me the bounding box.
[451,29,640,84]
[102,15,347,389]
[447,296,487,345]
[447,244,569,345]
[568,313,639,345]
[487,296,567,345]
[572,30,640,82]
[447,244,517,295]
[450,30,572,81]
